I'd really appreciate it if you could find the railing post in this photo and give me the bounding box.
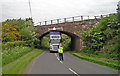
[39,22,41,25]
[88,16,89,19]
[81,16,83,21]
[64,18,66,22]
[72,17,74,22]
[94,16,97,20]
[57,19,59,23]
[51,20,53,24]
[45,21,47,25]
[100,15,103,19]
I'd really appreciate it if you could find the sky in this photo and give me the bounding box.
[0,0,119,25]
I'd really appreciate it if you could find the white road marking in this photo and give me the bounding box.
[60,61,63,64]
[69,68,80,76]
[57,57,59,60]
[56,55,63,64]
[55,53,57,56]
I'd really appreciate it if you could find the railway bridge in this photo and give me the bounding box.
[36,15,103,51]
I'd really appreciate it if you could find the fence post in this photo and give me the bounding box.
[100,15,103,19]
[81,16,83,20]
[88,16,89,19]
[72,17,74,22]
[39,22,41,25]
[45,21,47,25]
[64,18,66,22]
[94,16,97,20]
[57,19,59,23]
[51,20,53,24]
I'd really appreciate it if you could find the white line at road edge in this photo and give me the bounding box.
[55,53,57,56]
[69,68,80,76]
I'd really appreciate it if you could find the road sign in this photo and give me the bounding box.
[50,31,60,35]
[52,27,56,30]
[48,27,63,31]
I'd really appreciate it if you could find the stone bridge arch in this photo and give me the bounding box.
[36,19,98,51]
[38,30,82,51]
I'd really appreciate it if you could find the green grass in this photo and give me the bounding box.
[2,46,34,66]
[2,48,43,74]
[41,36,49,48]
[70,51,120,70]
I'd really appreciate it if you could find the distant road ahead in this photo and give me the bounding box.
[25,50,118,75]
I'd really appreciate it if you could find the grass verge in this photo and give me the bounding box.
[2,48,43,74]
[2,46,34,66]
[70,51,120,70]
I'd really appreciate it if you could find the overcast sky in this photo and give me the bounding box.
[0,0,119,24]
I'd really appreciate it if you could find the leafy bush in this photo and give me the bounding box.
[2,18,41,48]
[2,18,42,67]
[61,34,71,49]
[33,39,41,48]
[80,13,120,60]
[26,38,41,48]
[2,18,36,42]
[41,35,49,48]
[2,41,26,50]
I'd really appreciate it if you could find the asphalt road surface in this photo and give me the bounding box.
[25,50,118,75]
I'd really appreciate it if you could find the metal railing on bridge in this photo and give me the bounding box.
[35,14,114,26]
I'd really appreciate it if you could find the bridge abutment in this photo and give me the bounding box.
[71,37,81,51]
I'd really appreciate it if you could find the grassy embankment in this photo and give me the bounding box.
[2,46,43,74]
[70,13,120,70]
[70,51,119,70]
[2,18,43,74]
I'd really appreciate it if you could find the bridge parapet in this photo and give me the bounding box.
[36,19,99,38]
[36,14,110,26]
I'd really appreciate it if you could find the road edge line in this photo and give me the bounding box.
[69,68,79,76]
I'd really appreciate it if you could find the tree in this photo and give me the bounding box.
[117,1,120,23]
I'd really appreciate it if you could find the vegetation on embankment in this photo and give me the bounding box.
[2,18,41,48]
[2,48,43,74]
[72,3,120,70]
[70,51,119,70]
[41,34,50,48]
[2,18,43,74]
[61,34,71,49]
[2,45,33,66]
[78,13,120,60]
